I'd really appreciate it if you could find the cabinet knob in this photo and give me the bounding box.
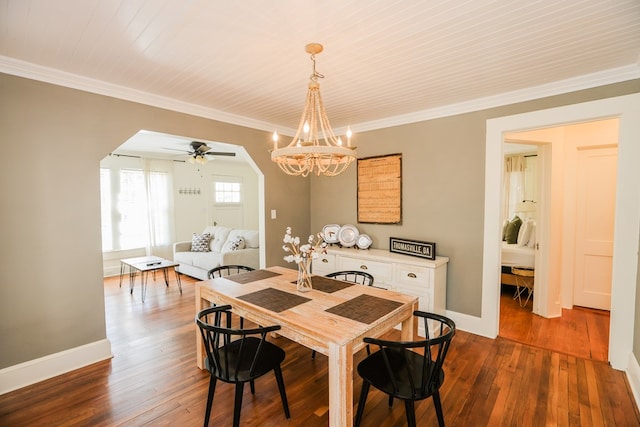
[322,258,328,263]
[407,273,417,278]
[360,265,368,270]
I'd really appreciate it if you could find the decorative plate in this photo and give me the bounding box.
[322,224,341,244]
[338,224,359,247]
[356,234,373,250]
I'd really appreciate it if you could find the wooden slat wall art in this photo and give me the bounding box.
[357,154,402,224]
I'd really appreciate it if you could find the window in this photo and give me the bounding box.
[100,167,172,251]
[214,181,241,204]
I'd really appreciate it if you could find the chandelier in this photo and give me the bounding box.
[270,43,357,177]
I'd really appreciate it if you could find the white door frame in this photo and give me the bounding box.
[479,93,639,370]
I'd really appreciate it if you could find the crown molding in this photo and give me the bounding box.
[352,64,640,134]
[2,55,638,135]
[0,56,292,135]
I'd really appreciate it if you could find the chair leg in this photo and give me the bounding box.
[311,350,316,359]
[354,380,370,427]
[404,399,417,427]
[433,390,445,427]
[204,375,217,427]
[233,382,244,427]
[273,365,291,418]
[388,395,394,407]
[249,380,255,394]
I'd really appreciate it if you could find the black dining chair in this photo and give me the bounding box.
[311,270,375,360]
[325,270,374,286]
[355,311,456,427]
[196,305,291,427]
[207,265,254,328]
[207,264,255,279]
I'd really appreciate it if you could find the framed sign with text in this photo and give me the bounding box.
[389,237,436,260]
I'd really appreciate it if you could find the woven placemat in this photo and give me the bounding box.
[228,269,282,284]
[238,287,311,312]
[309,276,355,293]
[325,294,403,324]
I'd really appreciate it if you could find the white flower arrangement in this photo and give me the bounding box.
[282,227,327,264]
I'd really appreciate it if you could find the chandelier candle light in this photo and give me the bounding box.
[282,227,327,292]
[270,43,357,177]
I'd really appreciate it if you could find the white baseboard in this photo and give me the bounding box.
[627,352,640,410]
[0,339,112,395]
[103,265,121,277]
[445,310,496,339]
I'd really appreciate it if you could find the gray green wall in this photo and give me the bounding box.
[0,73,309,369]
[1,71,638,371]
[311,78,640,317]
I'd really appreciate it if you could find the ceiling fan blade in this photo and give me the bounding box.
[162,147,191,153]
[204,152,236,156]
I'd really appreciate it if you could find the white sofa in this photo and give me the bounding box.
[173,226,260,280]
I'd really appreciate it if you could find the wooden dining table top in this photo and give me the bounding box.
[195,266,417,350]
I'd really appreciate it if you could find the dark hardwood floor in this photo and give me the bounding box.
[0,275,637,426]
[499,285,610,361]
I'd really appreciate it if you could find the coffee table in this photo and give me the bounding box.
[120,256,182,302]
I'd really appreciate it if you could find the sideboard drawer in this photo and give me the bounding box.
[340,256,393,283]
[313,252,336,275]
[395,264,431,289]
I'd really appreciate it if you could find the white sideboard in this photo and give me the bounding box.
[313,247,448,336]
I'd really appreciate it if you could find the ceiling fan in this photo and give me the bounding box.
[166,141,236,164]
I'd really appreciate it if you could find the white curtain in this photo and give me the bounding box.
[502,155,525,222]
[143,159,175,259]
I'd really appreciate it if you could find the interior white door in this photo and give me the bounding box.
[573,146,617,310]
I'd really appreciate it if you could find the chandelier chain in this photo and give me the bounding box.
[310,53,324,82]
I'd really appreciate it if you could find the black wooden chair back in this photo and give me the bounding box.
[326,270,374,286]
[207,264,254,279]
[355,311,456,427]
[196,305,290,427]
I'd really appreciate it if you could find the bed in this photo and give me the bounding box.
[501,242,535,268]
[501,242,535,286]
[501,219,536,286]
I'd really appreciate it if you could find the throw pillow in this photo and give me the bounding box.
[517,220,533,246]
[224,236,245,252]
[502,219,510,241]
[504,216,522,244]
[527,224,536,248]
[191,233,211,252]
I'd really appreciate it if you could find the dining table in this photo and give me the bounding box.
[194,265,418,427]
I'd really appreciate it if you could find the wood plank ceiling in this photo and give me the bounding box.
[1,0,639,140]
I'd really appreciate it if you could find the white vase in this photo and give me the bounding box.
[296,258,313,292]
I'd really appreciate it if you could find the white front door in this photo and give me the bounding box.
[573,145,617,310]
[210,176,244,229]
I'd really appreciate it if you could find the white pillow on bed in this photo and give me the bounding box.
[527,224,536,248]
[517,220,533,246]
